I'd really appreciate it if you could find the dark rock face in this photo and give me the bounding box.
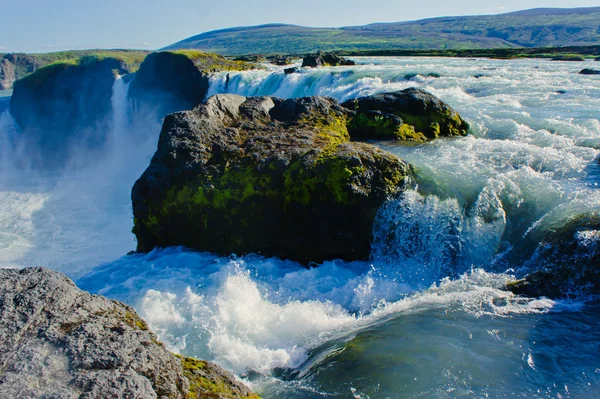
[0,267,257,399]
[579,68,600,75]
[302,52,356,68]
[10,57,134,168]
[267,56,294,66]
[132,94,411,264]
[130,51,254,123]
[342,88,469,142]
[284,67,298,75]
[507,216,600,298]
[130,52,212,120]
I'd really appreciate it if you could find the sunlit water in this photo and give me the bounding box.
[1,58,600,398]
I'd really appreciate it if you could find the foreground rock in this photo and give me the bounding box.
[0,267,258,399]
[507,215,600,298]
[579,68,600,75]
[342,88,469,142]
[302,52,356,68]
[132,94,413,263]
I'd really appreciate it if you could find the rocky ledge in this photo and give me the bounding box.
[132,89,468,264]
[507,215,600,298]
[302,52,356,68]
[0,267,258,399]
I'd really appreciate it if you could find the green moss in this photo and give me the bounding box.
[175,354,261,399]
[124,311,149,331]
[168,50,255,73]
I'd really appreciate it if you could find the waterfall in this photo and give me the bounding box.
[110,75,131,148]
[0,109,19,172]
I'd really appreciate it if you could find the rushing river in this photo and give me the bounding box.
[1,57,600,398]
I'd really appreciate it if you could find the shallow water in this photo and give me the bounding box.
[1,57,600,398]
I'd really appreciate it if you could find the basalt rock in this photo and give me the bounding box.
[129,51,254,121]
[132,94,412,264]
[0,267,258,399]
[342,88,469,142]
[579,68,600,75]
[302,52,356,68]
[284,67,298,75]
[507,215,600,298]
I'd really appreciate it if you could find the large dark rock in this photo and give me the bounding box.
[10,56,137,168]
[0,267,258,399]
[132,94,411,264]
[507,215,600,298]
[579,68,600,75]
[302,52,356,68]
[342,88,469,142]
[130,51,254,121]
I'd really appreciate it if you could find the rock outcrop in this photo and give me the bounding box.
[132,93,413,264]
[0,267,258,399]
[342,88,469,142]
[129,51,254,120]
[579,68,600,75]
[0,58,16,90]
[506,215,600,298]
[9,54,142,168]
[302,52,356,68]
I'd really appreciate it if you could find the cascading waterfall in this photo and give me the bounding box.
[0,109,18,172]
[1,57,600,398]
[110,75,132,154]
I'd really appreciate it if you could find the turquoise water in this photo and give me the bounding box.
[1,57,600,397]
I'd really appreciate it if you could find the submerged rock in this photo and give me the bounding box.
[342,88,469,142]
[0,267,258,399]
[132,94,412,264]
[507,215,600,298]
[302,52,356,68]
[579,68,600,75]
[404,72,441,80]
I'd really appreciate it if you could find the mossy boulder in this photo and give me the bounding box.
[507,215,600,298]
[9,54,141,168]
[130,51,254,119]
[342,88,469,142]
[132,94,411,264]
[302,52,356,68]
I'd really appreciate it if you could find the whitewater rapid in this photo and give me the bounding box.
[1,57,600,397]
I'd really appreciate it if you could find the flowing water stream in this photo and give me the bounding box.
[1,57,599,398]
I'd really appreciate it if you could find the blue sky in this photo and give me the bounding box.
[2,0,599,53]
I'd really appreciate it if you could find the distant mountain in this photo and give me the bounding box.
[164,7,600,55]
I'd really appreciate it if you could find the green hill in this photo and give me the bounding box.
[164,7,600,55]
